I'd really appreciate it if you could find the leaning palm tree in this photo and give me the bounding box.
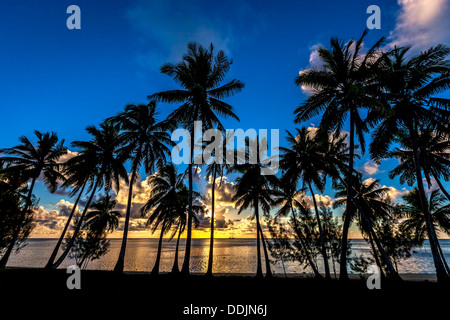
[294,30,387,280]
[78,194,121,268]
[398,188,450,273]
[108,102,172,273]
[334,175,401,279]
[369,45,450,281]
[231,137,278,278]
[149,42,244,274]
[0,131,67,268]
[388,128,450,200]
[45,156,92,268]
[279,127,332,279]
[51,122,128,269]
[273,180,322,278]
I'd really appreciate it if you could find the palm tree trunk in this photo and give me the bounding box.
[258,220,273,278]
[0,177,36,268]
[45,183,85,269]
[181,130,195,275]
[206,170,216,276]
[437,239,450,274]
[254,199,263,278]
[114,168,137,273]
[432,173,450,202]
[367,230,385,279]
[409,124,449,282]
[151,225,165,276]
[52,180,99,269]
[290,208,322,278]
[171,225,182,274]
[308,183,331,279]
[340,109,355,281]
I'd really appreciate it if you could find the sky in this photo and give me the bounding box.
[1,0,450,239]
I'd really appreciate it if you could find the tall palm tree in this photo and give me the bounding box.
[140,163,203,275]
[79,194,121,268]
[369,45,450,281]
[52,122,128,269]
[398,188,450,273]
[231,138,278,278]
[203,130,234,276]
[273,180,322,278]
[334,175,401,279]
[108,102,172,273]
[0,131,67,268]
[279,128,332,278]
[294,30,387,280]
[388,128,450,200]
[149,42,244,274]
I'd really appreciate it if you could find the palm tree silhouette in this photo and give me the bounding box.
[398,188,450,274]
[273,181,322,278]
[231,137,277,278]
[79,194,121,268]
[45,154,92,268]
[202,130,234,276]
[140,163,203,275]
[369,45,450,281]
[279,127,332,279]
[149,42,244,274]
[388,128,450,200]
[334,175,401,279]
[108,102,172,273]
[294,30,387,280]
[0,131,67,268]
[52,122,128,269]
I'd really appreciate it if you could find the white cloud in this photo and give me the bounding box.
[362,160,379,176]
[389,0,450,51]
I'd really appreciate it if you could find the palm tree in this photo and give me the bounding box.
[388,128,450,200]
[231,137,278,278]
[140,163,203,275]
[51,122,128,269]
[398,188,450,273]
[273,180,322,278]
[45,157,92,268]
[108,102,172,273]
[369,45,450,281]
[294,30,387,280]
[78,194,121,268]
[334,175,401,279]
[149,42,244,274]
[203,130,233,276]
[279,127,332,279]
[0,131,67,268]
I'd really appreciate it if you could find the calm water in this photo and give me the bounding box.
[7,238,450,275]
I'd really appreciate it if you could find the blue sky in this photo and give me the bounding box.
[1,0,450,238]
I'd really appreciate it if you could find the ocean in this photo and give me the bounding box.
[6,238,450,275]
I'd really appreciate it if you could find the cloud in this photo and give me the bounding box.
[303,194,334,208]
[202,175,236,208]
[57,149,79,164]
[361,160,379,176]
[382,185,410,202]
[112,172,154,220]
[55,199,78,217]
[389,0,450,51]
[126,0,265,70]
[298,44,324,95]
